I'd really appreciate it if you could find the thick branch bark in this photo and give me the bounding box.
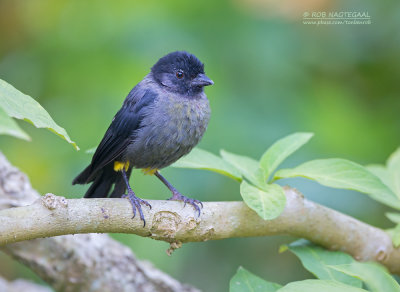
[2,192,399,273]
[0,276,52,292]
[1,154,400,283]
[0,153,198,292]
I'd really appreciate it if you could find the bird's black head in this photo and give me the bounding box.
[151,51,213,96]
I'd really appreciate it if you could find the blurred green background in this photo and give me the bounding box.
[1,0,399,291]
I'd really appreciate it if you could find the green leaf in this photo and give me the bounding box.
[386,224,400,247]
[274,158,400,209]
[240,181,286,220]
[0,105,30,140]
[386,212,400,224]
[277,280,367,292]
[366,165,393,192]
[221,149,266,188]
[172,148,241,181]
[0,79,79,150]
[230,267,282,292]
[330,262,400,292]
[287,240,362,287]
[366,148,400,200]
[386,213,400,247]
[388,148,400,197]
[260,132,313,180]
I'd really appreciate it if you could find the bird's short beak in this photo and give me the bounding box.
[192,73,214,87]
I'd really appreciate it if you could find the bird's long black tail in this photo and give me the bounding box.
[73,164,131,198]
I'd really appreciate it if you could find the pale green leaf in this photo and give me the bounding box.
[388,148,400,198]
[366,148,400,200]
[386,212,400,224]
[0,105,30,140]
[330,262,400,292]
[0,79,79,150]
[386,224,400,247]
[172,148,241,181]
[287,240,361,287]
[277,280,367,292]
[386,213,400,247]
[221,149,266,188]
[274,159,400,209]
[240,181,286,220]
[260,132,313,180]
[366,165,395,196]
[230,267,282,292]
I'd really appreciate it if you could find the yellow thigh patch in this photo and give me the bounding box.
[142,167,158,175]
[114,161,130,172]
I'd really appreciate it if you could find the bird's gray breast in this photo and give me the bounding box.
[126,93,210,169]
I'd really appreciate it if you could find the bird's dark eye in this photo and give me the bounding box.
[176,70,184,79]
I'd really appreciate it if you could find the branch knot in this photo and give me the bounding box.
[41,193,68,210]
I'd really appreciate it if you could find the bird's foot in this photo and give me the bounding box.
[167,192,203,217]
[122,191,152,227]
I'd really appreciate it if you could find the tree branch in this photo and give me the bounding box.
[2,191,400,273]
[1,154,400,280]
[0,152,198,292]
[0,276,52,292]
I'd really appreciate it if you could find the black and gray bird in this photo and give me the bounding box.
[73,51,213,226]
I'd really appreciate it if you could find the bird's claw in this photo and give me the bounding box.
[122,191,152,227]
[168,192,203,217]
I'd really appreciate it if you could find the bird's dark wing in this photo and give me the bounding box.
[86,89,156,181]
